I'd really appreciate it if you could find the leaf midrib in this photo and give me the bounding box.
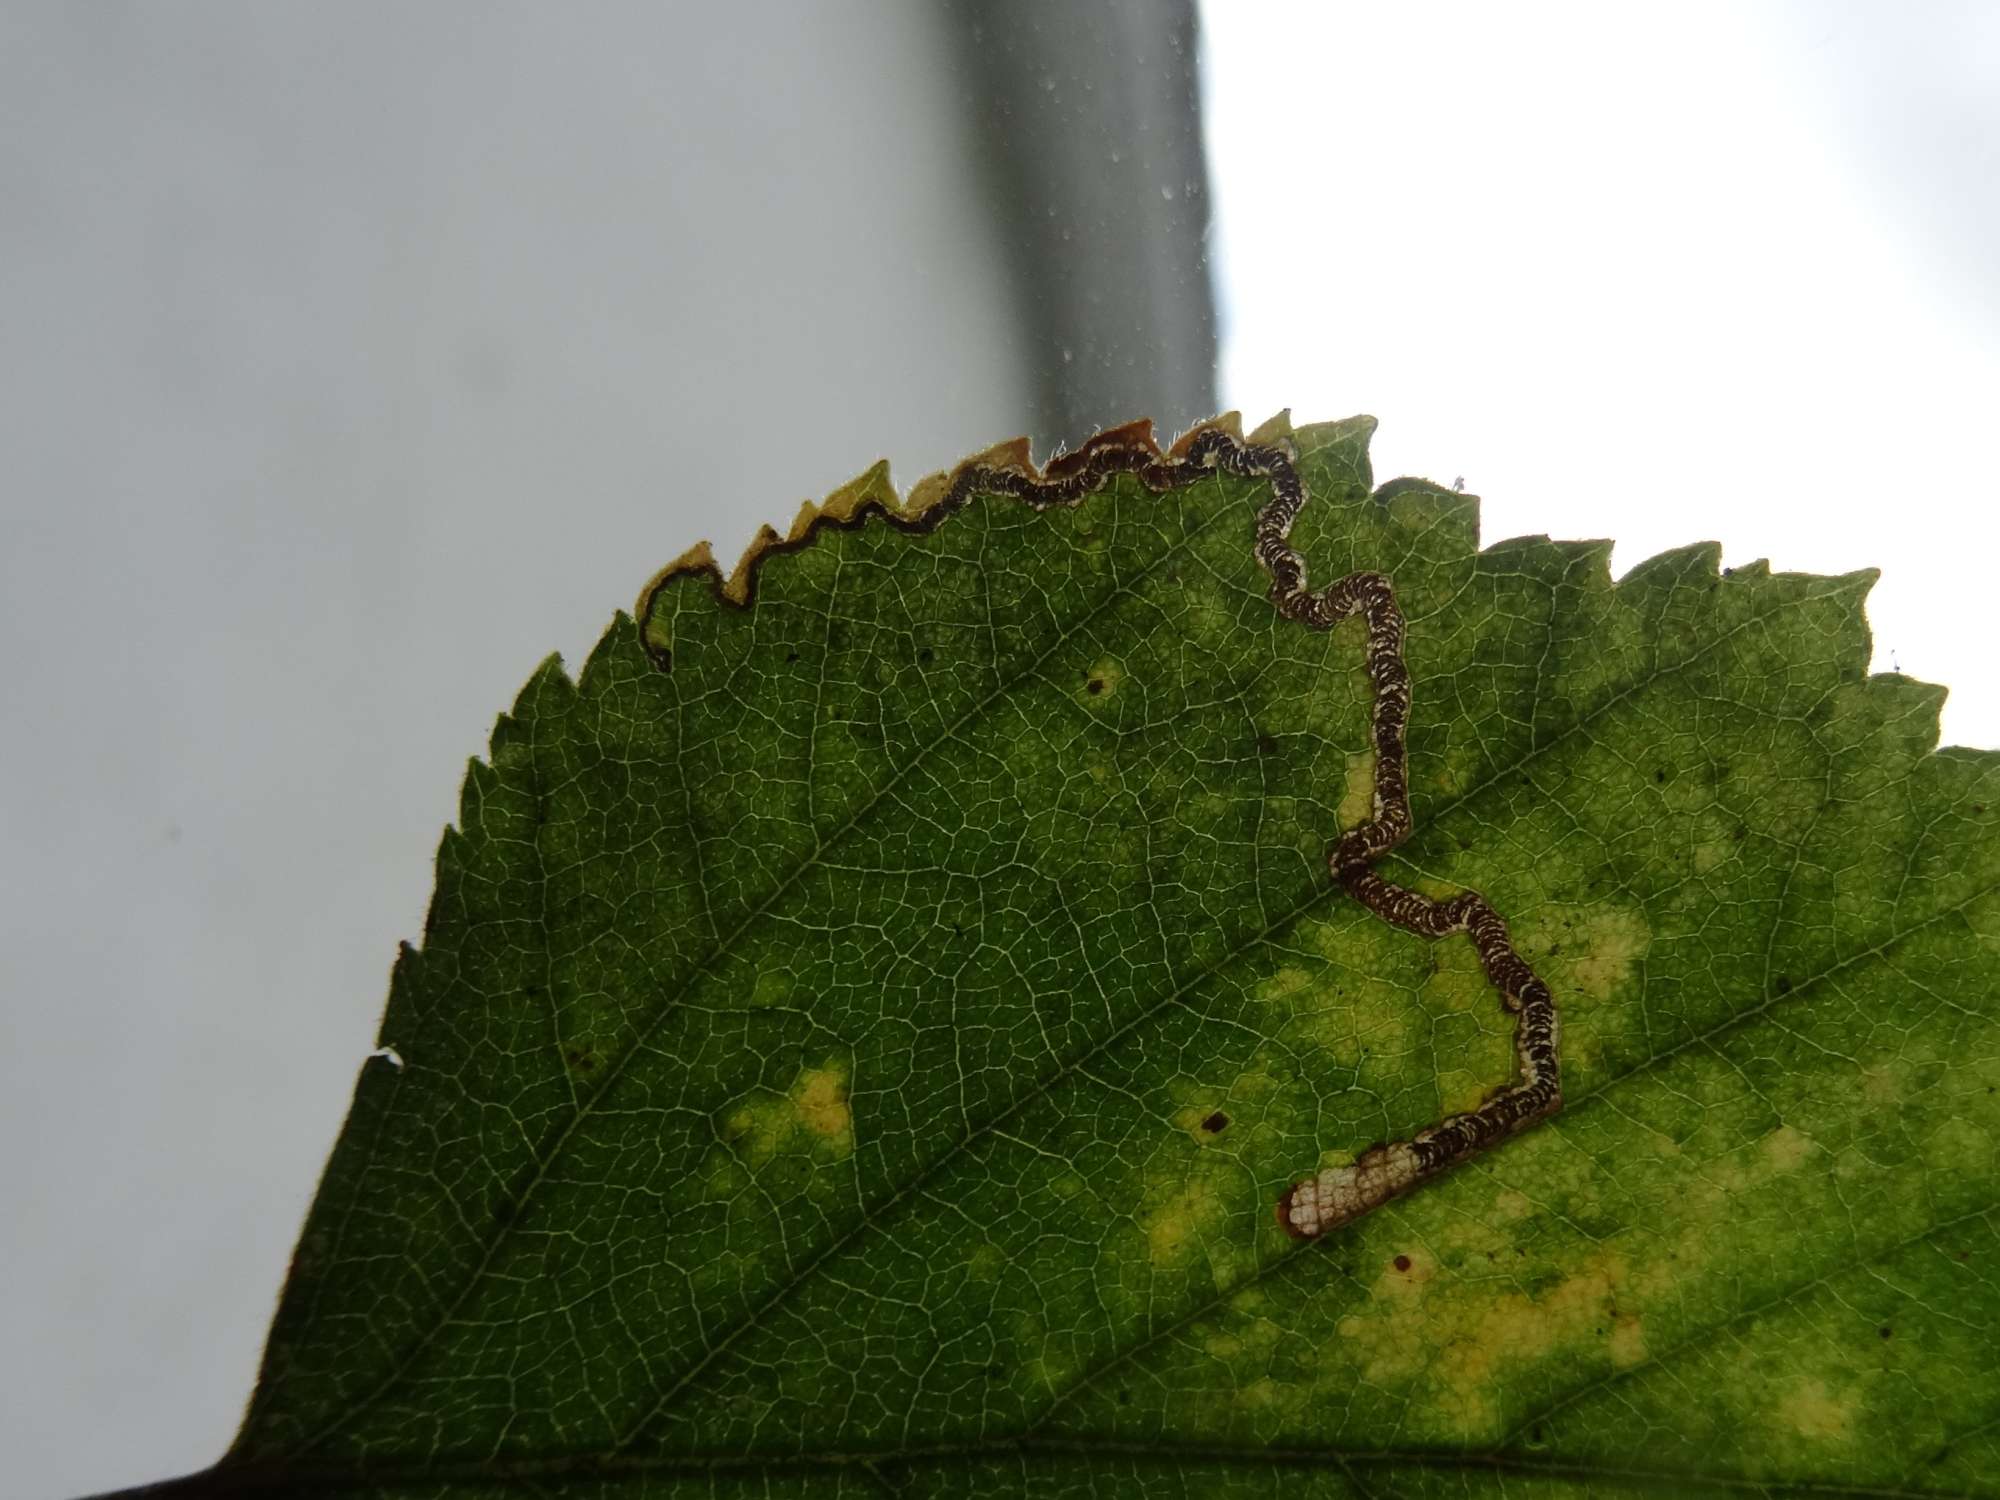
[177,1427,1992,1500]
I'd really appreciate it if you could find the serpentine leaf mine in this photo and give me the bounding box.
[642,417,1564,1238]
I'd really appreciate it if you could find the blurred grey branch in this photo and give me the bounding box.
[946,0,1218,452]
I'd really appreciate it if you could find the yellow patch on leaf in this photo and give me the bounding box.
[725,1060,854,1162]
[1777,1376,1861,1444]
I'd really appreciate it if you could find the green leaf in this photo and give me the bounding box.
[156,416,2000,1497]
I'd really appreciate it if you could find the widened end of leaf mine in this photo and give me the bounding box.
[1277,1141,1424,1239]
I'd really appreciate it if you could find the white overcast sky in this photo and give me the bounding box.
[1202,0,2000,750]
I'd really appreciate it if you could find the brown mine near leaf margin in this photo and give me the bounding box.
[635,413,1567,1238]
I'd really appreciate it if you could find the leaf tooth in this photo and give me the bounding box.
[485,710,527,758]
[1290,411,1377,455]
[1551,536,1616,584]
[1477,535,1617,592]
[1616,538,1725,588]
[454,756,503,829]
[905,435,1034,520]
[422,826,473,945]
[511,651,576,719]
[1247,407,1295,445]
[575,611,653,694]
[1048,417,1161,470]
[632,539,717,620]
[1167,410,1244,456]
[374,941,426,1043]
